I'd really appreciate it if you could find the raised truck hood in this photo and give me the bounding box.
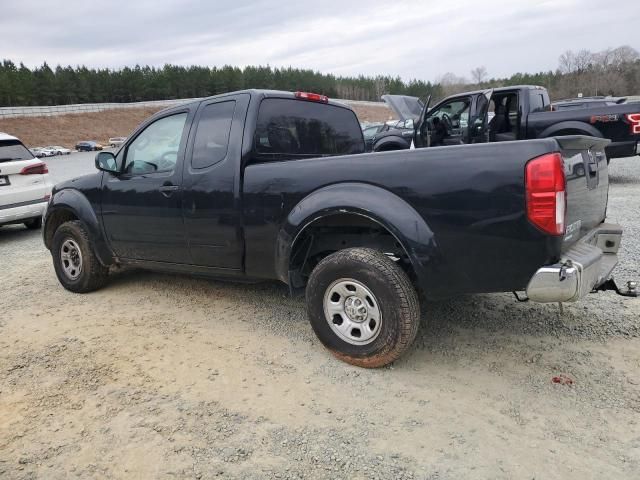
[381,95,424,123]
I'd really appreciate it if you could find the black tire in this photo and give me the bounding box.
[51,220,109,293]
[306,248,420,368]
[24,217,42,229]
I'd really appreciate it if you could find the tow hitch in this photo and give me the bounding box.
[593,278,638,298]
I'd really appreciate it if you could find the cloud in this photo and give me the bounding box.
[1,0,638,81]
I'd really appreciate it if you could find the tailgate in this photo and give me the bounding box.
[556,136,610,252]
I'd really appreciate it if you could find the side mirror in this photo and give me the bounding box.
[95,151,119,174]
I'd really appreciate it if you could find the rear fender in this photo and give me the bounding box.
[539,121,603,139]
[44,189,114,266]
[275,182,438,290]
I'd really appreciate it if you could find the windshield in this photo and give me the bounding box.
[362,125,381,139]
[0,139,35,162]
[429,99,471,128]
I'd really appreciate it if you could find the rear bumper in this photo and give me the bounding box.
[0,200,48,225]
[606,140,639,158]
[526,223,622,303]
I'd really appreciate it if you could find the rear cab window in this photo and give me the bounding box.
[0,139,34,163]
[252,98,364,162]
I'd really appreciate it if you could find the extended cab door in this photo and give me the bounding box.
[101,108,193,263]
[181,93,250,269]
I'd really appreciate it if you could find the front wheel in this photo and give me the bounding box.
[306,248,420,368]
[51,220,109,293]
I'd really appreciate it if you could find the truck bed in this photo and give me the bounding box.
[242,136,610,299]
[528,103,640,158]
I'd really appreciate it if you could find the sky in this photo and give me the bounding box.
[1,0,639,82]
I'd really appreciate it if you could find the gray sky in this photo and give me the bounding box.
[2,0,639,81]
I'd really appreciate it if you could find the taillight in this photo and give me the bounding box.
[294,91,329,103]
[525,152,566,236]
[20,162,49,175]
[625,113,640,134]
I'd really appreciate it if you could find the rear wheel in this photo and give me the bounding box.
[306,248,420,368]
[24,217,42,229]
[51,220,108,293]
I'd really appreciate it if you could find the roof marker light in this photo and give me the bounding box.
[294,91,329,103]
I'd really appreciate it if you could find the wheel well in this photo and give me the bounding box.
[44,209,78,248]
[288,213,416,288]
[375,142,406,152]
[549,129,591,137]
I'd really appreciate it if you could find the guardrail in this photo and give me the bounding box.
[0,99,200,119]
[0,98,387,119]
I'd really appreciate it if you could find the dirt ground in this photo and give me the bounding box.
[0,108,163,149]
[1,158,639,479]
[0,102,392,149]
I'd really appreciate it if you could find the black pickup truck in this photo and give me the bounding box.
[43,89,630,367]
[384,85,640,160]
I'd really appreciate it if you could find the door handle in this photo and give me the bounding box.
[159,183,179,197]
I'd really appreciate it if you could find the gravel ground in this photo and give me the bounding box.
[1,156,639,480]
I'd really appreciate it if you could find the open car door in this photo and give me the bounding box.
[469,89,493,144]
[413,95,432,148]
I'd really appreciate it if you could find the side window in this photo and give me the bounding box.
[191,101,235,169]
[124,113,187,175]
[529,92,547,113]
[252,98,364,162]
[429,99,471,129]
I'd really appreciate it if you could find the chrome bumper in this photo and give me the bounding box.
[526,223,622,303]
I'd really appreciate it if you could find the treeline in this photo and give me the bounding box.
[440,45,640,100]
[0,62,440,107]
[0,45,638,107]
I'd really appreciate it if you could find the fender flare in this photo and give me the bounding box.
[275,182,439,289]
[373,135,410,152]
[44,189,114,266]
[538,121,603,139]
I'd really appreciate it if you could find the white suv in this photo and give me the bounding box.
[0,132,53,229]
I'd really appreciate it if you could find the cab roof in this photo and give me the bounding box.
[447,85,547,98]
[165,89,351,112]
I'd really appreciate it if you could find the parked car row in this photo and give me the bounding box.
[75,140,104,152]
[108,137,127,148]
[26,139,127,156]
[30,145,71,157]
